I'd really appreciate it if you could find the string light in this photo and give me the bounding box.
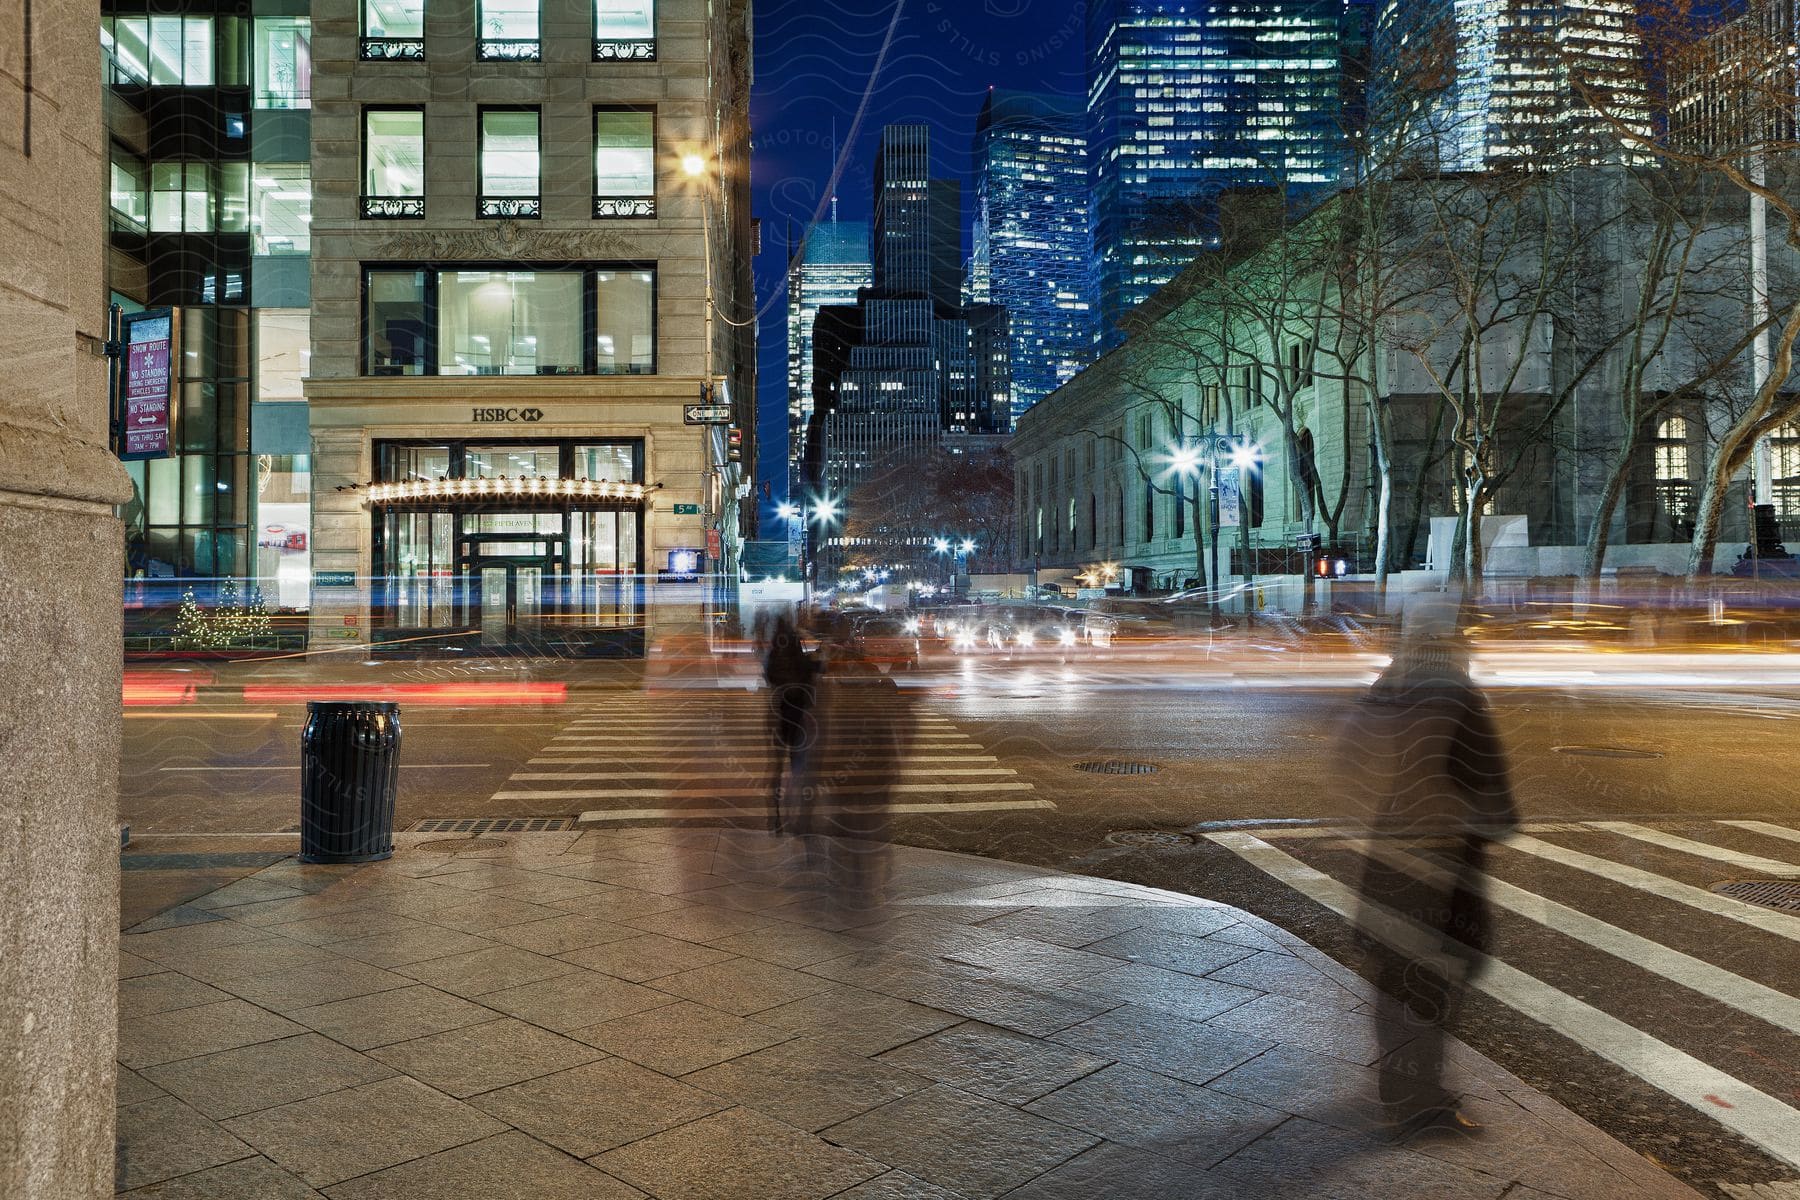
[364,477,648,505]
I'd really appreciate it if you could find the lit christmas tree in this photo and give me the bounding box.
[170,588,210,650]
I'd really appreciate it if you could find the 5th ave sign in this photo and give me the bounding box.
[472,407,544,423]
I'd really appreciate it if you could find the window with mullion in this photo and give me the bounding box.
[479,109,541,219]
[594,0,655,60]
[362,108,425,219]
[362,0,425,59]
[594,108,655,218]
[479,0,540,60]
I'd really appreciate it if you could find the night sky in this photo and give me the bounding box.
[746,0,1087,527]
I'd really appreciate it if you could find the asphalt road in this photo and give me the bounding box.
[121,645,1800,1198]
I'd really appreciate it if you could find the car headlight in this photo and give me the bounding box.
[1059,628,1078,647]
[1016,631,1036,648]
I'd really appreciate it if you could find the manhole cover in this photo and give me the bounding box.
[409,818,570,834]
[1711,880,1800,911]
[1106,829,1196,848]
[415,837,512,854]
[1552,745,1664,760]
[1076,760,1161,775]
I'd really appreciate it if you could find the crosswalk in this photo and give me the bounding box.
[487,689,1053,825]
[1211,818,1800,1173]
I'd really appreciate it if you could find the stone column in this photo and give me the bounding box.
[0,0,133,1194]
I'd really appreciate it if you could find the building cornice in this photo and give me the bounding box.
[303,376,708,405]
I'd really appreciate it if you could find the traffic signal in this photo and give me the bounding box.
[727,426,742,464]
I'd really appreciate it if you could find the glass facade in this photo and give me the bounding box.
[253,17,311,108]
[479,109,541,218]
[251,164,311,254]
[971,90,1094,420]
[372,439,646,647]
[363,266,656,376]
[784,218,871,487]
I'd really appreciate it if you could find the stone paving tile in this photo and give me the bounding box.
[1081,927,1258,978]
[695,881,816,912]
[876,1021,1110,1106]
[482,913,639,955]
[215,895,389,929]
[148,938,344,985]
[593,1106,885,1200]
[140,1033,395,1119]
[1207,1043,1416,1139]
[470,1058,728,1157]
[1209,1113,1511,1200]
[547,886,690,923]
[651,956,836,1016]
[320,1131,643,1200]
[287,985,498,1051]
[685,1036,929,1131]
[1061,961,1261,1023]
[829,1170,968,1200]
[1000,1140,1238,1200]
[765,897,911,932]
[121,921,271,963]
[939,937,1125,990]
[422,896,568,932]
[482,875,618,906]
[1206,991,1404,1066]
[117,1065,169,1106]
[755,985,963,1057]
[119,950,162,979]
[571,1000,795,1075]
[326,925,494,969]
[1400,1093,1643,1198]
[971,905,1151,949]
[1049,1004,1273,1087]
[626,902,786,942]
[706,923,870,968]
[1206,922,1290,954]
[397,945,580,998]
[219,958,416,1013]
[189,876,311,911]
[1204,949,1368,1010]
[118,999,308,1070]
[603,866,734,897]
[221,1075,505,1188]
[825,1083,1099,1200]
[557,932,737,981]
[114,1095,255,1191]
[116,1154,325,1198]
[480,967,677,1031]
[908,973,1118,1039]
[366,1016,605,1098]
[1024,1063,1286,1169]
[119,971,232,1019]
[265,910,429,947]
[129,904,234,933]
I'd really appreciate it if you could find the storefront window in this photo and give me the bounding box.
[594,269,654,374]
[365,269,429,375]
[382,445,452,482]
[252,164,311,254]
[256,454,312,611]
[466,446,560,479]
[438,271,582,376]
[594,0,654,58]
[594,109,654,218]
[253,17,311,108]
[575,444,637,481]
[387,512,457,628]
[362,0,425,57]
[363,109,425,219]
[111,152,149,227]
[480,0,540,59]
[479,110,541,218]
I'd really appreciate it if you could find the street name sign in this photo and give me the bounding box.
[684,404,731,424]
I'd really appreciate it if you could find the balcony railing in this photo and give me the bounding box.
[362,196,425,219]
[478,38,541,61]
[478,196,541,219]
[593,196,655,219]
[360,37,425,60]
[593,38,656,61]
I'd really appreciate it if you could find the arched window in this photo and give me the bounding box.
[1143,481,1155,542]
[1653,416,1694,536]
[1035,506,1043,553]
[1068,496,1077,545]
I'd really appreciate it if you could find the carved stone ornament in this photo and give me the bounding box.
[372,221,635,261]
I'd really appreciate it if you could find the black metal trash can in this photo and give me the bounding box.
[300,701,401,864]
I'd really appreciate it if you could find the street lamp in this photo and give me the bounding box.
[1170,442,1216,624]
[1227,440,1261,626]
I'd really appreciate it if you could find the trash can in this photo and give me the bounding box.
[300,701,401,864]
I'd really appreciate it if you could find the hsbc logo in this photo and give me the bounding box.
[471,407,544,423]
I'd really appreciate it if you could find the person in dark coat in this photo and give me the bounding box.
[762,613,820,834]
[1342,605,1517,1132]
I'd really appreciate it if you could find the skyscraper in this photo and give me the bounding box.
[972,89,1094,420]
[786,216,872,490]
[872,125,963,307]
[1369,0,1653,170]
[1086,0,1351,343]
[1669,0,1800,152]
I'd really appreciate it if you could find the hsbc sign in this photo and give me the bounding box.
[471,407,544,423]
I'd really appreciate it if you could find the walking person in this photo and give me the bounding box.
[1341,597,1517,1132]
[762,612,819,835]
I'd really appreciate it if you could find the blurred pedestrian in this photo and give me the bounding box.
[1341,596,1516,1132]
[762,612,819,835]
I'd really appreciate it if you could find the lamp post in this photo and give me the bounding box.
[1228,439,1261,627]
[807,495,838,594]
[1169,442,1215,624]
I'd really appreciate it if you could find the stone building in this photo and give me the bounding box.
[304,0,754,654]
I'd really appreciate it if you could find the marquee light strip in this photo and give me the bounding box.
[365,477,647,505]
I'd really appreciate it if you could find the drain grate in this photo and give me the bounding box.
[409,817,570,834]
[1552,745,1663,760]
[1106,829,1195,848]
[1712,880,1800,912]
[416,837,514,854]
[1076,760,1161,775]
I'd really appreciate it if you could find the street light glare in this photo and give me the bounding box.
[933,537,951,554]
[776,502,798,520]
[959,539,977,554]
[1229,441,1261,469]
[681,153,707,177]
[811,497,839,522]
[1170,445,1202,474]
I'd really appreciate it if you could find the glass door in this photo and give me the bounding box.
[476,557,548,647]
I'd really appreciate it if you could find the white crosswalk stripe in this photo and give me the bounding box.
[1209,819,1800,1173]
[488,693,1050,824]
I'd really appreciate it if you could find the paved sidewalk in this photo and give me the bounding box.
[115,831,1702,1199]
